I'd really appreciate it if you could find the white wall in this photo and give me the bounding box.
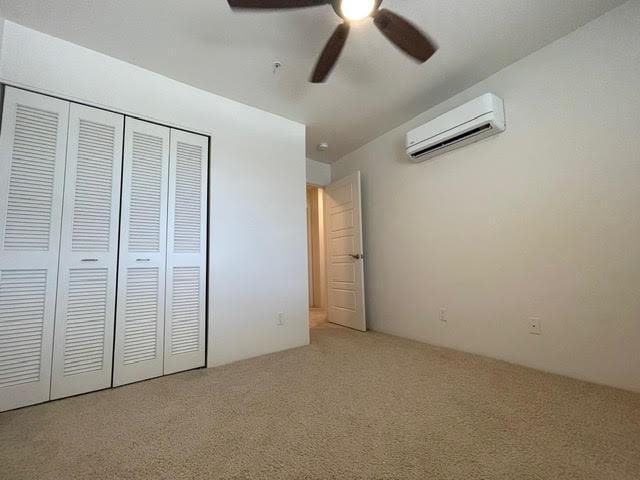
[0,21,310,367]
[333,0,640,392]
[306,158,331,186]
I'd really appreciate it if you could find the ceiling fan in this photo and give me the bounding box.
[227,0,438,83]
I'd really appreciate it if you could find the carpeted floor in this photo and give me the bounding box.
[1,325,639,480]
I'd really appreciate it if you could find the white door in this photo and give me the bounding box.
[50,104,124,399]
[113,118,170,386]
[0,87,70,411]
[324,172,366,331]
[164,130,208,375]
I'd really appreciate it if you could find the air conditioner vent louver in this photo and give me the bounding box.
[406,94,505,162]
[410,123,493,160]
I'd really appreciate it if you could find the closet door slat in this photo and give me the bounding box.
[113,118,170,387]
[50,104,124,400]
[0,87,69,412]
[164,130,208,374]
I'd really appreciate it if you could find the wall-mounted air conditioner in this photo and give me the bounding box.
[406,93,506,162]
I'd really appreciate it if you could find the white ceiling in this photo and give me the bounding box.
[0,0,625,162]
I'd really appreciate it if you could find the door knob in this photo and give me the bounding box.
[350,254,363,260]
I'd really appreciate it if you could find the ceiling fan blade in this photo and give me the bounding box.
[228,0,330,9]
[373,9,438,63]
[310,23,350,83]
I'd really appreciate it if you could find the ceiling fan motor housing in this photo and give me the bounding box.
[331,0,383,20]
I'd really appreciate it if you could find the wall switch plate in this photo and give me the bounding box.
[439,308,447,323]
[277,312,285,326]
[529,316,542,335]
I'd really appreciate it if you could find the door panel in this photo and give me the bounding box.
[50,104,124,399]
[324,172,366,331]
[0,87,69,411]
[122,266,161,365]
[164,130,208,375]
[113,118,170,387]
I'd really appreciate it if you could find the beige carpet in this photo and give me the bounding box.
[1,325,639,480]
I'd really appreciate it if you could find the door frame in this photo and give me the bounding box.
[306,184,328,311]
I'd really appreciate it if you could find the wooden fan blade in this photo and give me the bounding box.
[228,0,330,9]
[373,9,438,63]
[310,23,350,83]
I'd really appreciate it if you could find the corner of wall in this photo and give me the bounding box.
[306,158,332,186]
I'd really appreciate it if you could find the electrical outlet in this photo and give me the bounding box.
[439,308,447,323]
[277,312,285,326]
[529,316,542,335]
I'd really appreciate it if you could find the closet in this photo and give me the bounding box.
[0,86,209,412]
[112,120,208,386]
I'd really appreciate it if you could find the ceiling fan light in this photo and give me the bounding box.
[341,0,376,21]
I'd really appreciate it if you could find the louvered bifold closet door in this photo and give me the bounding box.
[164,130,208,375]
[113,118,170,387]
[0,87,69,411]
[50,105,124,399]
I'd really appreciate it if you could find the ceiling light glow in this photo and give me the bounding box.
[341,0,376,21]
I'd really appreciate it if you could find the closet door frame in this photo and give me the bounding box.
[0,87,70,411]
[50,104,124,400]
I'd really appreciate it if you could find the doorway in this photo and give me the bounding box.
[307,185,327,328]
[307,172,366,332]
